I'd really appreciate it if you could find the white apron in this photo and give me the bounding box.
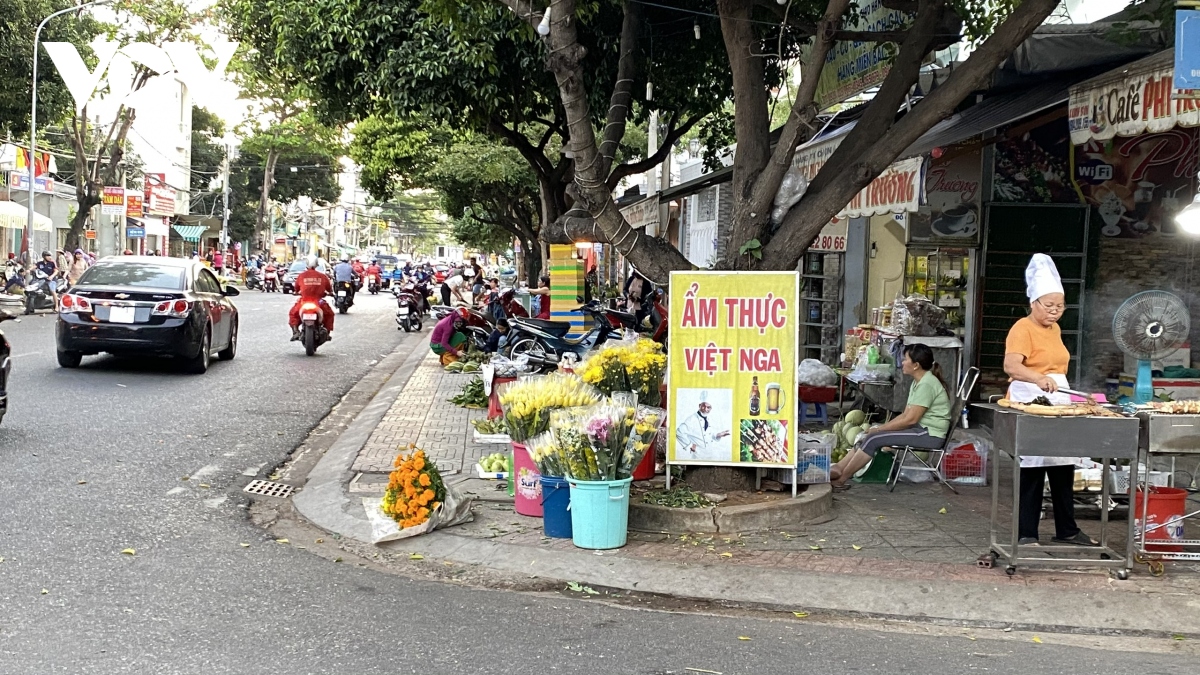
[1008,374,1075,468]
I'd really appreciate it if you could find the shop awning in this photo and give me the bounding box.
[1068,50,1200,144]
[901,82,1070,158]
[0,200,53,232]
[171,224,206,242]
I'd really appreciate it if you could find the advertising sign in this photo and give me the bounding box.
[101,186,126,216]
[808,0,914,108]
[1176,10,1200,91]
[793,135,924,218]
[144,173,176,216]
[1069,58,1200,144]
[126,194,144,218]
[809,218,848,252]
[668,272,798,468]
[125,226,146,239]
[7,172,54,193]
[907,143,982,245]
[619,194,659,231]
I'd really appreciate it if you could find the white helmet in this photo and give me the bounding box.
[305,255,318,269]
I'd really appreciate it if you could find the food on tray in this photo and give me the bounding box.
[997,399,1121,418]
[739,419,789,463]
[1148,400,1200,414]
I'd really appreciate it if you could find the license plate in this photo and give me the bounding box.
[108,306,136,323]
[337,290,347,297]
[399,307,410,315]
[302,313,317,321]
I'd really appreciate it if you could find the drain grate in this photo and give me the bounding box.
[243,479,296,499]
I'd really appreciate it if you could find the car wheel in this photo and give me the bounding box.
[218,318,238,361]
[184,327,211,374]
[56,350,82,368]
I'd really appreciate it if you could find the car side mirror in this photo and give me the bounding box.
[223,285,241,297]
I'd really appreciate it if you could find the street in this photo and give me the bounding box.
[0,291,1193,674]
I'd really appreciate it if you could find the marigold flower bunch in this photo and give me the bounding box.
[381,445,446,529]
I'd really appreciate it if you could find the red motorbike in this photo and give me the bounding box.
[298,301,330,356]
[263,265,279,293]
[605,289,667,343]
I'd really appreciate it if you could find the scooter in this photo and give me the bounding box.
[501,288,529,319]
[395,283,424,333]
[246,267,263,291]
[263,266,279,292]
[24,270,57,315]
[334,280,354,314]
[505,302,621,369]
[605,289,668,343]
[367,274,381,295]
[298,301,330,356]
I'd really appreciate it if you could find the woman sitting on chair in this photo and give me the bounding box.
[829,343,952,491]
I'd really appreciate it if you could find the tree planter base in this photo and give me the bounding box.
[629,484,832,534]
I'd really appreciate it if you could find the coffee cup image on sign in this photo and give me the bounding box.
[930,204,977,237]
[675,388,733,462]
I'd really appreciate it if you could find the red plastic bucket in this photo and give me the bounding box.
[488,376,516,420]
[511,442,543,517]
[632,435,657,480]
[1134,486,1187,552]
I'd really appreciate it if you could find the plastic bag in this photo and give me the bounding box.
[363,486,474,544]
[796,358,837,387]
[489,353,531,378]
[771,165,809,226]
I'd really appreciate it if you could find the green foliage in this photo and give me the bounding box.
[738,238,763,260]
[0,0,103,138]
[190,106,226,196]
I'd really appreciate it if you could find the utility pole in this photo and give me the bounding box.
[220,135,237,257]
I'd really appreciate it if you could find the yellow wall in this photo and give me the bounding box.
[867,213,907,314]
[548,244,586,336]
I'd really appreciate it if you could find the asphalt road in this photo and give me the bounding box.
[0,290,1194,674]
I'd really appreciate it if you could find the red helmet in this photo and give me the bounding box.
[455,307,469,321]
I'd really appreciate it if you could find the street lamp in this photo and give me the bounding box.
[27,0,114,264]
[1177,191,1200,235]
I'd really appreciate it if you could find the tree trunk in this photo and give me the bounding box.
[66,197,97,251]
[684,466,758,493]
[256,148,280,246]
[522,239,541,284]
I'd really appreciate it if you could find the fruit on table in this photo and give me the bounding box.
[480,452,508,473]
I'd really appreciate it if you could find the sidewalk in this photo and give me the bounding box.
[293,352,1200,636]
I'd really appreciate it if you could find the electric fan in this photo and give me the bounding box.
[1112,290,1190,404]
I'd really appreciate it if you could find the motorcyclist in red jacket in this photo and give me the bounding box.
[288,255,334,340]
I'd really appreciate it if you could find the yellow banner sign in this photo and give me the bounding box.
[667,272,799,467]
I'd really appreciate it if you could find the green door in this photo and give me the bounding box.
[978,204,1090,387]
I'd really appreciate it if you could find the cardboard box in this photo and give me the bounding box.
[1123,342,1191,374]
[1118,374,1200,401]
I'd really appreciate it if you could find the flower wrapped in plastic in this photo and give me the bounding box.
[381,446,446,529]
[524,431,567,478]
[497,373,602,442]
[548,407,598,480]
[621,406,665,478]
[581,402,637,480]
[578,338,666,406]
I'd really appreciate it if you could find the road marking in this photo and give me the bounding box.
[166,486,187,495]
[12,352,41,359]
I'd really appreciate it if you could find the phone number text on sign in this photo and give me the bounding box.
[813,235,846,252]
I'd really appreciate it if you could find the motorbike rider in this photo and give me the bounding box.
[429,308,470,364]
[366,260,383,289]
[333,256,357,302]
[4,253,24,294]
[350,258,366,289]
[289,255,335,341]
[35,251,60,310]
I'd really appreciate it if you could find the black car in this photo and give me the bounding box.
[282,259,330,294]
[55,256,240,374]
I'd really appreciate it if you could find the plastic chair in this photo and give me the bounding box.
[887,367,980,493]
[799,401,828,426]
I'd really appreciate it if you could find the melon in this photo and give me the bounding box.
[844,410,867,427]
[842,424,863,446]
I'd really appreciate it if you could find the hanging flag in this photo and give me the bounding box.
[15,148,52,177]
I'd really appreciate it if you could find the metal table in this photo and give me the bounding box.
[1134,412,1200,568]
[974,403,1138,578]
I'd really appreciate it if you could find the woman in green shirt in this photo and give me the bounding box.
[830,343,952,490]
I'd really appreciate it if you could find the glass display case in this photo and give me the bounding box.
[801,251,844,365]
[904,247,970,338]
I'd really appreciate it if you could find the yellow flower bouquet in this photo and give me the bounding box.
[497,373,602,442]
[381,446,446,529]
[578,338,666,406]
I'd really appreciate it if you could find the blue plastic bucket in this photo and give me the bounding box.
[540,476,572,539]
[568,477,633,550]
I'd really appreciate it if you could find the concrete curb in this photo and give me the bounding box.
[629,484,833,534]
[292,337,428,543]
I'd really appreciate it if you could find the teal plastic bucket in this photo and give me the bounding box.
[568,477,633,550]
[540,476,572,539]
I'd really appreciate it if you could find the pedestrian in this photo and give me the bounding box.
[56,248,70,274]
[68,248,89,286]
[469,256,484,301]
[213,249,225,274]
[35,251,60,310]
[441,272,469,306]
[529,274,552,319]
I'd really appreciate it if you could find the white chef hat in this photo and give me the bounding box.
[699,391,709,403]
[1025,253,1064,301]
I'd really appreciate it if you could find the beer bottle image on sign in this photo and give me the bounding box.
[750,376,761,416]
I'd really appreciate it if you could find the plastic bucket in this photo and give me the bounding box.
[540,476,572,538]
[1134,486,1188,552]
[631,435,657,481]
[511,442,543,517]
[568,477,633,550]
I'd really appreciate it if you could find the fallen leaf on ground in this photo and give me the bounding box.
[852,545,862,551]
[792,612,809,618]
[41,589,48,595]
[199,483,211,489]
[737,636,752,641]
[76,480,87,485]
[965,635,977,641]
[275,538,289,544]
[1032,636,1042,644]
[809,545,822,551]
[120,548,136,556]
[181,476,189,481]
[1172,634,1186,641]
[938,507,948,514]
[719,552,733,558]
[409,553,424,560]
[239,543,250,548]
[268,473,280,480]
[315,538,323,544]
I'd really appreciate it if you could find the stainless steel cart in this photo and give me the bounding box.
[974,403,1138,578]
[1134,412,1200,569]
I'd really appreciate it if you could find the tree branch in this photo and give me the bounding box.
[596,0,640,177]
[605,113,702,190]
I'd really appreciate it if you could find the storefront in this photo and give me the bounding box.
[1067,50,1200,389]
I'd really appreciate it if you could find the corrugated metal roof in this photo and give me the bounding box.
[901,82,1069,158]
[1069,49,1172,92]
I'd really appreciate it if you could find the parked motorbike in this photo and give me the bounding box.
[24,270,58,315]
[0,297,19,425]
[505,301,620,369]
[395,283,424,333]
[263,266,279,293]
[605,289,668,343]
[246,267,263,291]
[334,280,354,314]
[501,288,528,319]
[298,301,330,356]
[367,274,381,295]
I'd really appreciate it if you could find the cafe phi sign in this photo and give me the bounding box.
[1068,57,1200,145]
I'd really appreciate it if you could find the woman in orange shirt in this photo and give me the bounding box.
[1003,254,1097,547]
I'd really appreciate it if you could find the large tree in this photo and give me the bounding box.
[189,105,226,215]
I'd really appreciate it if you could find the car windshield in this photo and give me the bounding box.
[77,263,186,289]
[288,260,327,273]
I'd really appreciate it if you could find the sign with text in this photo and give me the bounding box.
[101,186,126,216]
[1069,58,1200,144]
[619,194,659,231]
[143,173,176,216]
[668,272,798,468]
[7,172,54,193]
[809,219,848,252]
[125,193,143,218]
[125,226,145,239]
[807,0,914,107]
[908,143,982,245]
[793,134,924,218]
[1177,11,1200,91]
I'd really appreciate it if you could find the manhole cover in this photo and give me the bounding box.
[243,479,295,498]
